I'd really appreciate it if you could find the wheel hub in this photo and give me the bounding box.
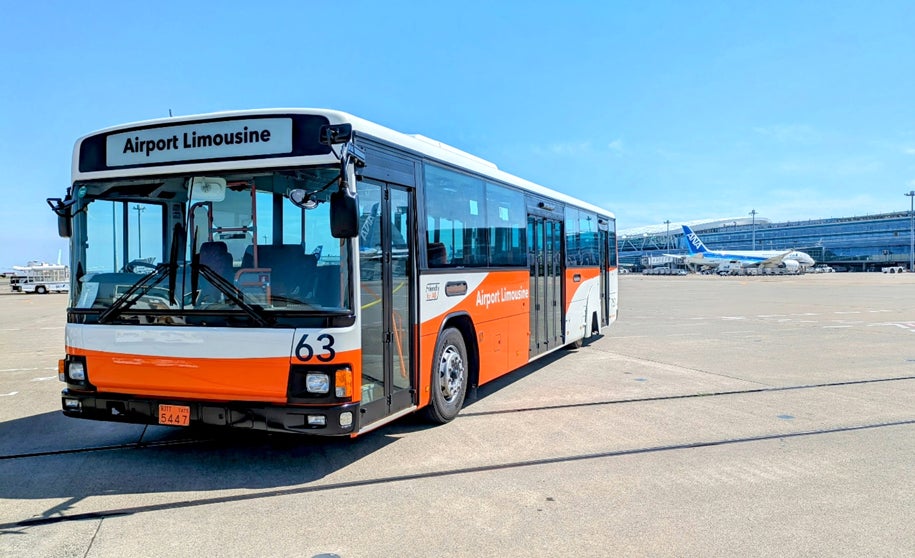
[438,345,465,402]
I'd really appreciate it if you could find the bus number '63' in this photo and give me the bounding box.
[295,334,336,362]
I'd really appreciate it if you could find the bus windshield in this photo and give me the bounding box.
[71,166,352,325]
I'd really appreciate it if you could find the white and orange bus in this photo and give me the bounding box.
[48,109,618,436]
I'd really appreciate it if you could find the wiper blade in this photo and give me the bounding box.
[98,264,172,324]
[196,264,273,327]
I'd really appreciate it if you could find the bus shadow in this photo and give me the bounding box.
[0,410,402,505]
[0,344,589,518]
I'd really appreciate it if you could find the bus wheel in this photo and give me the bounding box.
[35,286,47,294]
[424,327,467,424]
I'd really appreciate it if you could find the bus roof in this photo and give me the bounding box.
[73,108,614,219]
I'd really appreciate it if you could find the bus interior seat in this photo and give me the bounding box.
[427,242,447,267]
[198,241,233,302]
[242,245,317,301]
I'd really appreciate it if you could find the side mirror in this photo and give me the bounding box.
[319,124,353,146]
[58,214,72,238]
[47,197,74,238]
[330,190,359,238]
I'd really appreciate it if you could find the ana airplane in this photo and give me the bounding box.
[677,225,815,272]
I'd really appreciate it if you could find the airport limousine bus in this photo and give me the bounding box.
[48,109,618,436]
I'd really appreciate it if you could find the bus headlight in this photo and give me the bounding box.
[68,361,86,382]
[305,373,330,394]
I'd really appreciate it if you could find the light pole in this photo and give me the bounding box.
[749,209,757,249]
[664,220,670,251]
[132,205,145,258]
[906,191,915,271]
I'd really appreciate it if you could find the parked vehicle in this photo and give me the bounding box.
[9,261,69,294]
[882,266,906,274]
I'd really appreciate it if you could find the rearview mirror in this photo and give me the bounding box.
[190,177,227,202]
[330,190,359,238]
[288,188,320,210]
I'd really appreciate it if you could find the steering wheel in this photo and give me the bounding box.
[122,259,157,274]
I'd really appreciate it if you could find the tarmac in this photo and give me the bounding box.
[1,273,914,557]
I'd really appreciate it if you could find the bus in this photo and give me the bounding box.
[48,109,618,436]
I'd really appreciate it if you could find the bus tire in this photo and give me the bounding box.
[35,286,47,294]
[424,327,468,424]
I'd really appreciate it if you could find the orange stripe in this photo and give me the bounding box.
[419,270,530,406]
[68,346,361,403]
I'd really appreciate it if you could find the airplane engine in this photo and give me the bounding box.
[781,259,800,272]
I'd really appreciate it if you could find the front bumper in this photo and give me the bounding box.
[61,389,359,436]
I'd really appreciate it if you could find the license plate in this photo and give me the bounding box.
[158,404,191,426]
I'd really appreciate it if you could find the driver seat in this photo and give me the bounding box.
[198,241,233,302]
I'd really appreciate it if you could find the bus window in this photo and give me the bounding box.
[579,212,599,265]
[565,207,580,266]
[84,200,163,275]
[486,182,526,266]
[424,164,487,267]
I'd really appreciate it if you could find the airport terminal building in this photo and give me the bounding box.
[620,212,915,272]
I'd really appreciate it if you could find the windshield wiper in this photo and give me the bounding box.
[195,263,273,327]
[97,264,173,324]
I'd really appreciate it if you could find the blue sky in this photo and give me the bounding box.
[2,1,914,270]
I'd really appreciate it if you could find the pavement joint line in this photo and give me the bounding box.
[5,418,915,531]
[461,375,915,418]
[6,376,914,462]
[0,437,216,461]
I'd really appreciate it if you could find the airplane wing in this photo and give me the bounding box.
[757,250,794,267]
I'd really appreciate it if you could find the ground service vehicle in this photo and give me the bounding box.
[9,261,70,294]
[48,109,618,436]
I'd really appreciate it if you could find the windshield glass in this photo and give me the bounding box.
[71,167,352,325]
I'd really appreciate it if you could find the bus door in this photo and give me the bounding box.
[528,215,563,357]
[598,222,610,327]
[357,180,415,427]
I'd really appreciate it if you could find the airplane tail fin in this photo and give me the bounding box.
[682,225,709,254]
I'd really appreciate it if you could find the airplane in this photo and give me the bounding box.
[675,225,815,272]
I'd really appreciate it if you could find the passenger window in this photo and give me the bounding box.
[424,164,487,267]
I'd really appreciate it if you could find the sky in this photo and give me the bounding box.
[2,1,914,270]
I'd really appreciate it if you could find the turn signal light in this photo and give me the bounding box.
[335,367,353,398]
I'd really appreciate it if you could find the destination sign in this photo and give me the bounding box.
[105,118,293,167]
